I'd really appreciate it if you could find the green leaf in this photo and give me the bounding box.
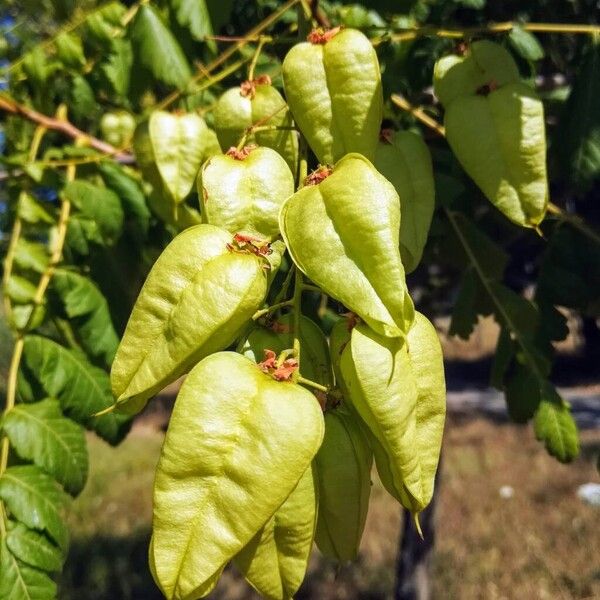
[171,0,213,41]
[5,275,37,304]
[149,111,216,204]
[22,335,130,445]
[6,522,64,573]
[53,269,120,365]
[556,41,600,190]
[17,192,54,225]
[111,225,269,412]
[0,465,69,550]
[98,162,150,240]
[537,226,600,313]
[2,399,88,495]
[13,239,49,274]
[508,26,544,61]
[234,465,317,600]
[151,352,324,600]
[64,180,124,254]
[22,46,48,89]
[130,4,192,90]
[55,32,86,70]
[0,540,57,600]
[70,75,97,121]
[534,388,579,463]
[101,38,133,98]
[449,268,483,339]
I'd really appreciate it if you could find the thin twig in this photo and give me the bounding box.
[158,0,302,111]
[373,21,600,45]
[390,94,446,136]
[0,94,132,160]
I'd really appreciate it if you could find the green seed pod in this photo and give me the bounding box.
[151,352,324,600]
[213,76,298,176]
[314,407,372,561]
[282,27,383,165]
[434,40,548,228]
[375,130,435,273]
[338,312,445,513]
[234,465,318,600]
[99,111,136,148]
[198,145,294,240]
[241,313,332,387]
[133,113,220,204]
[110,225,275,413]
[280,154,414,338]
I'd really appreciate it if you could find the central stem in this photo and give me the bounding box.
[292,268,303,366]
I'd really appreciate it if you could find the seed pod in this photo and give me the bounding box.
[282,28,383,165]
[375,130,435,273]
[434,40,548,228]
[151,352,324,600]
[338,312,445,513]
[213,77,298,175]
[100,111,136,148]
[110,225,274,413]
[314,407,372,561]
[280,154,414,338]
[133,113,220,203]
[242,313,332,387]
[234,465,318,600]
[198,145,294,240]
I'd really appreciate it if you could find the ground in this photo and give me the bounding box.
[59,414,600,600]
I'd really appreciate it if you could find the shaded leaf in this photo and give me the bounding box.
[0,540,57,600]
[6,522,64,573]
[64,180,124,254]
[17,192,54,224]
[55,33,86,70]
[556,41,600,190]
[13,239,49,274]
[22,335,130,444]
[2,398,88,495]
[0,465,69,550]
[101,38,132,98]
[99,162,150,240]
[130,5,192,90]
[53,269,120,365]
[508,26,544,61]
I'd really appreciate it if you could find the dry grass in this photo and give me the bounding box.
[60,417,600,599]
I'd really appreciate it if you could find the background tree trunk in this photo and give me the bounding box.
[394,457,442,600]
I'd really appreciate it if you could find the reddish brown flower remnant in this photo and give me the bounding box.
[307,27,341,45]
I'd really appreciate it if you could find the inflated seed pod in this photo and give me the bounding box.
[234,465,318,600]
[282,27,383,165]
[338,312,446,513]
[198,145,294,240]
[374,130,435,273]
[280,154,414,339]
[433,40,548,228]
[151,351,324,600]
[314,406,372,561]
[213,76,298,175]
[111,225,277,413]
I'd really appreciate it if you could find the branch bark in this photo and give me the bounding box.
[0,94,133,161]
